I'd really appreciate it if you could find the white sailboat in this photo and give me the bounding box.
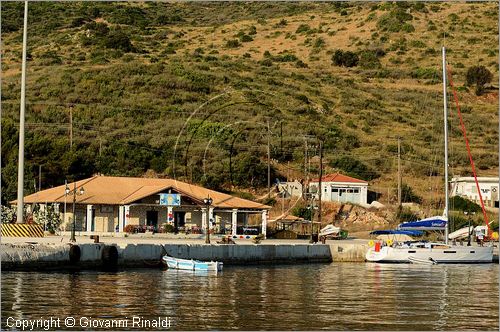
[366,47,494,264]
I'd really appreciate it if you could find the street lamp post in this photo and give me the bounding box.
[66,181,85,242]
[203,196,213,244]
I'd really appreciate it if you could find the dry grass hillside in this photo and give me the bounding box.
[1,2,498,219]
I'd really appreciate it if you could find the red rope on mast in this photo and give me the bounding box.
[447,66,492,237]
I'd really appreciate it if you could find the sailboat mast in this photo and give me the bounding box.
[442,46,449,244]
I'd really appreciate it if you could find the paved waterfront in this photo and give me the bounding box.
[0,234,370,246]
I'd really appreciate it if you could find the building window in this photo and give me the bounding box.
[332,188,338,193]
[353,188,360,193]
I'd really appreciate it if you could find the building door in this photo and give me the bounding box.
[338,188,347,203]
[146,211,159,230]
[174,212,186,230]
[331,188,339,201]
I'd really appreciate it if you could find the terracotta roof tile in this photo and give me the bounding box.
[17,176,270,210]
[310,173,368,184]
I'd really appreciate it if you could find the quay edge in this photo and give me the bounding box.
[1,243,334,270]
[2,241,496,270]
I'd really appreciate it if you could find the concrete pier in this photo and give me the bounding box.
[2,236,497,270]
[1,242,333,270]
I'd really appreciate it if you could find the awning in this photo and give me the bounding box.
[370,230,424,236]
[397,216,447,230]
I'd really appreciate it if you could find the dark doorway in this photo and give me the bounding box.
[146,211,159,231]
[174,212,186,230]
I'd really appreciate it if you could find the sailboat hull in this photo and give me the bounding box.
[366,245,493,263]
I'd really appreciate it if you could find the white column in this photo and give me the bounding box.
[124,205,130,229]
[167,206,174,225]
[209,207,214,230]
[261,210,267,238]
[86,205,93,234]
[201,208,207,232]
[231,209,238,236]
[118,205,124,233]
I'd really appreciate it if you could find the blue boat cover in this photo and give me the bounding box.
[397,216,447,230]
[370,230,424,236]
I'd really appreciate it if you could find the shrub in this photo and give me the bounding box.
[259,58,273,67]
[401,23,415,33]
[409,40,426,48]
[296,24,311,34]
[273,53,298,62]
[400,183,422,204]
[291,205,312,221]
[377,8,413,32]
[240,34,253,42]
[104,30,135,52]
[329,156,379,181]
[124,224,135,233]
[466,65,492,95]
[395,207,419,223]
[449,196,481,213]
[39,50,63,65]
[33,204,61,234]
[332,50,359,67]
[411,67,440,80]
[226,39,241,48]
[295,60,308,68]
[313,37,325,49]
[162,223,175,233]
[1,206,16,224]
[262,197,276,206]
[274,19,287,28]
[358,50,381,69]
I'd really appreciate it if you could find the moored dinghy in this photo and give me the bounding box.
[162,255,223,272]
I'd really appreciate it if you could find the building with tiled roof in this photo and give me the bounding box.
[16,175,270,237]
[309,173,368,205]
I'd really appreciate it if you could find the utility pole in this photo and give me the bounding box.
[318,140,323,226]
[69,106,73,149]
[280,120,283,158]
[287,161,290,182]
[16,1,29,223]
[304,140,308,198]
[38,165,42,191]
[267,119,271,198]
[397,137,402,208]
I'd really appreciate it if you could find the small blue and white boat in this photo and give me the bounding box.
[162,255,223,272]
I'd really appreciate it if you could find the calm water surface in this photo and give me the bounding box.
[1,263,498,330]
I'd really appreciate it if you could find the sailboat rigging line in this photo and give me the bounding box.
[446,65,492,236]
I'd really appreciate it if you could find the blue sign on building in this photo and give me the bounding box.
[159,193,181,206]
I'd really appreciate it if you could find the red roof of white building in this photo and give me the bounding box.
[310,173,368,184]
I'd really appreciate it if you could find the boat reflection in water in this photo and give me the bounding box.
[1,263,498,330]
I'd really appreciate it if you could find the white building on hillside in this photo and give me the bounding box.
[450,177,499,208]
[309,173,368,205]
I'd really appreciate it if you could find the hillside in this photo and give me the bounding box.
[1,1,498,209]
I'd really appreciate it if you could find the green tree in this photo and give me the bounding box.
[466,65,492,95]
[332,50,359,67]
[399,183,422,204]
[329,156,379,181]
[232,153,275,188]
